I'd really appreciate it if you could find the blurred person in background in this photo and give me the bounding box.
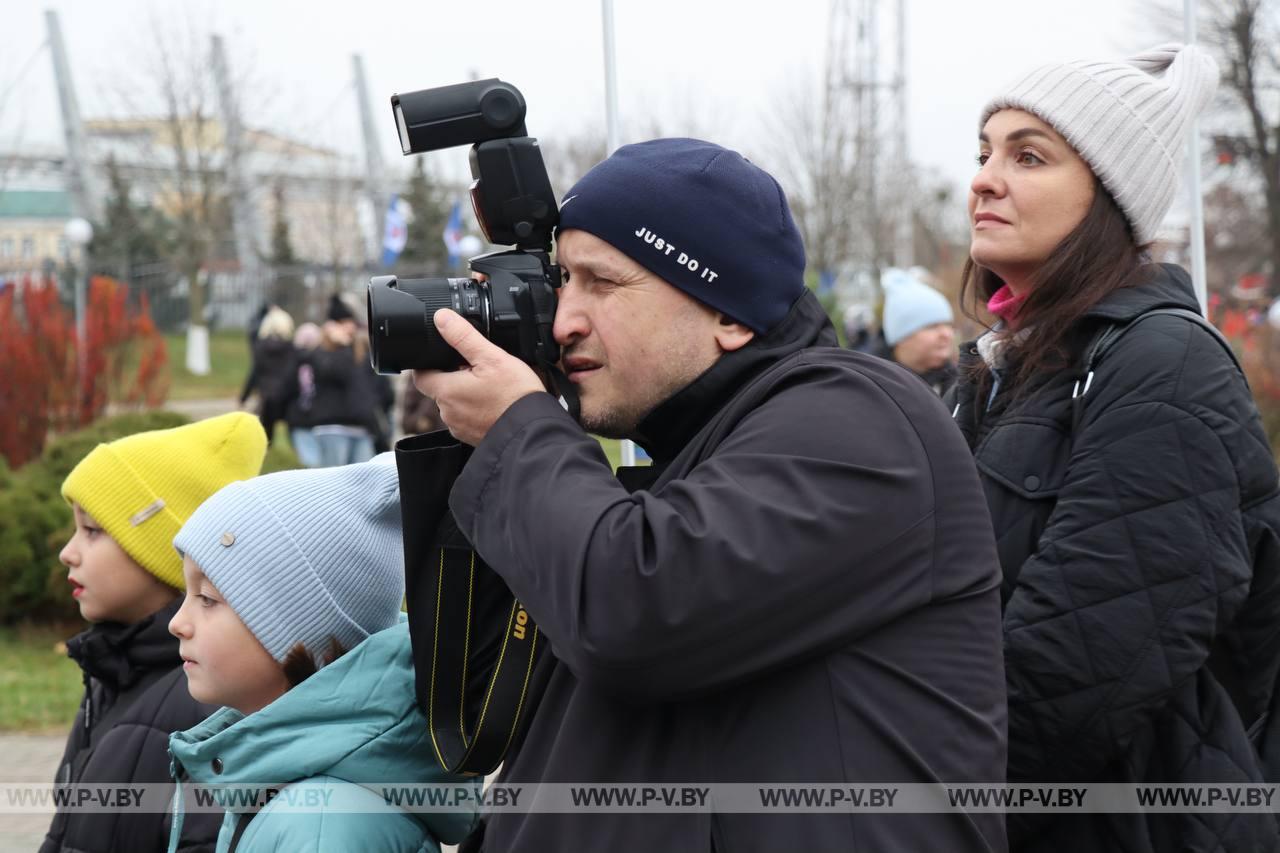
[841,303,881,354]
[283,322,323,467]
[238,305,297,445]
[399,377,443,438]
[879,267,958,396]
[292,295,393,466]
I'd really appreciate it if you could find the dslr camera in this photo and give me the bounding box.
[366,79,562,377]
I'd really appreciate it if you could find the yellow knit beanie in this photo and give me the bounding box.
[61,412,268,589]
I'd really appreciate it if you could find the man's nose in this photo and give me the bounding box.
[552,285,589,347]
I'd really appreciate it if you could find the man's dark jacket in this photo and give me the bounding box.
[40,599,221,853]
[410,291,1008,852]
[948,265,1280,853]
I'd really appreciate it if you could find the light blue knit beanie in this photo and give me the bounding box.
[173,453,403,664]
[882,268,954,346]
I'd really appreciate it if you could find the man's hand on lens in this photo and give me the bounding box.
[413,308,548,446]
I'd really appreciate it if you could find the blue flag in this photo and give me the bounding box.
[443,200,463,266]
[381,194,407,267]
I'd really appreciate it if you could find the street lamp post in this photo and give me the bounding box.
[1185,0,1207,313]
[64,217,93,405]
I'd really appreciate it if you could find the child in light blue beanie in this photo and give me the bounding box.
[165,454,478,853]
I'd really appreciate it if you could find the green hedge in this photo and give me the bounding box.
[0,411,299,625]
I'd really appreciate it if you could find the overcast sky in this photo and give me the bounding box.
[3,0,1175,201]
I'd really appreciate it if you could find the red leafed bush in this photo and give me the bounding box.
[0,274,169,468]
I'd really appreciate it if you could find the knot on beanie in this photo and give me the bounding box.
[61,413,268,589]
[882,268,954,346]
[556,138,807,334]
[979,42,1219,245]
[173,453,404,664]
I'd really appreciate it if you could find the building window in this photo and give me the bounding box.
[21,237,35,259]
[0,238,11,258]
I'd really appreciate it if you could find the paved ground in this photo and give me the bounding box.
[166,397,238,419]
[0,733,64,852]
[108,396,238,421]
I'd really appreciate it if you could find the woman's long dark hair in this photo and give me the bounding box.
[960,178,1148,391]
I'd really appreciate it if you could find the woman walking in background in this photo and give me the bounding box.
[282,295,392,467]
[239,305,296,445]
[950,44,1280,852]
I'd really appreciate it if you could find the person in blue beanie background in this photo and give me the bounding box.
[879,266,958,397]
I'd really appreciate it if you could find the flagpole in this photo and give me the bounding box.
[600,0,636,467]
[1185,0,1208,313]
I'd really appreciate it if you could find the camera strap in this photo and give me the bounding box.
[425,542,542,776]
[396,432,545,777]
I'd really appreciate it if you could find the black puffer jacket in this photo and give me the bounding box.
[949,264,1280,853]
[40,599,222,853]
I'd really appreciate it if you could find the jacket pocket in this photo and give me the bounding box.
[974,417,1071,500]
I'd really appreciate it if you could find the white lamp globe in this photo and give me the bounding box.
[64,217,93,246]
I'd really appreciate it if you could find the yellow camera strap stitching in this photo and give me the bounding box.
[426,548,447,769]
[428,545,543,776]
[456,599,519,768]
[460,551,475,743]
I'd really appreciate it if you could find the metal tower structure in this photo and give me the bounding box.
[46,10,98,222]
[353,54,386,267]
[211,34,261,281]
[824,0,911,293]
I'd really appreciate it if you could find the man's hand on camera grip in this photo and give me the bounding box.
[413,308,547,446]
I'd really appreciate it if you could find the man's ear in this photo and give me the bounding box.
[713,314,755,353]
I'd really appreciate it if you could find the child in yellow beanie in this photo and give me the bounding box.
[43,412,266,853]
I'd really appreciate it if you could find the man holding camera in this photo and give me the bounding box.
[415,138,1007,852]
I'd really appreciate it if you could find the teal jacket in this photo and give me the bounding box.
[167,620,479,853]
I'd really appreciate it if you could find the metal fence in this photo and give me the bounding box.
[0,260,414,335]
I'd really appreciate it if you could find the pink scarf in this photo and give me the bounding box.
[987,284,1027,326]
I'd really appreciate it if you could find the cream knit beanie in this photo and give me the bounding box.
[980,43,1218,245]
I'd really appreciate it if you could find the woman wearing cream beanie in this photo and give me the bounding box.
[948,44,1280,852]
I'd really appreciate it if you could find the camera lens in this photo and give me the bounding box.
[367,275,490,373]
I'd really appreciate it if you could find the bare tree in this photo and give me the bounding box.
[0,47,40,196]
[908,169,970,275]
[98,12,257,372]
[758,71,863,280]
[540,128,609,200]
[153,20,229,356]
[1200,0,1280,292]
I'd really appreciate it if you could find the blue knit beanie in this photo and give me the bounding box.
[881,268,954,346]
[173,453,403,664]
[556,138,807,334]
